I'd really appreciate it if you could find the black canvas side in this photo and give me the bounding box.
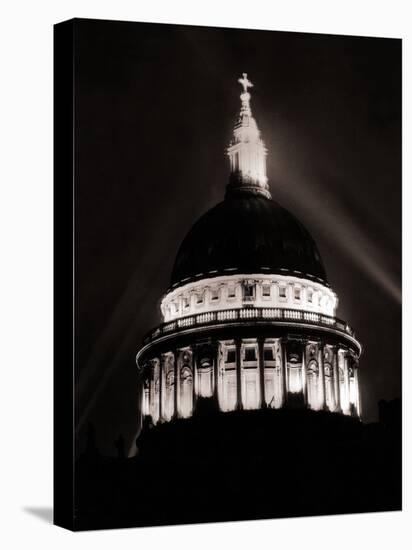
[53,18,76,531]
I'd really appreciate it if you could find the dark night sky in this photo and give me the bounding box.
[73,19,401,456]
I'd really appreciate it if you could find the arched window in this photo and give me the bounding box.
[307,361,320,410]
[164,370,175,421]
[220,346,237,412]
[198,357,213,398]
[288,353,302,394]
[242,345,259,410]
[324,363,335,411]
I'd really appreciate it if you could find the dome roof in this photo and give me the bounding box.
[170,195,328,289]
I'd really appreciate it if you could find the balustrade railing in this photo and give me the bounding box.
[142,307,356,345]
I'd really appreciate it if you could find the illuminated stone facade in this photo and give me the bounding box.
[136,74,362,428]
[161,273,338,321]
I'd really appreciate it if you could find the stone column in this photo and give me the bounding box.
[192,346,198,412]
[281,339,288,406]
[148,363,154,419]
[332,347,341,413]
[140,374,146,420]
[159,355,164,422]
[173,349,179,419]
[235,339,243,410]
[258,337,266,408]
[146,370,150,416]
[217,342,224,411]
[354,362,361,418]
[318,344,326,410]
[343,352,351,414]
[337,349,345,412]
[150,361,156,422]
[213,341,220,410]
[301,341,308,406]
[145,365,152,418]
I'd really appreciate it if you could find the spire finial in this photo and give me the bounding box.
[238,73,253,93]
[226,74,271,199]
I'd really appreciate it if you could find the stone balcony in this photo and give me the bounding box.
[142,306,357,346]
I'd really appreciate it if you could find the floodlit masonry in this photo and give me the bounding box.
[136,73,361,426]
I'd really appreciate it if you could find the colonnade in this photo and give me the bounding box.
[141,338,361,425]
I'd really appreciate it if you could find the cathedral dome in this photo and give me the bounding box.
[170,193,328,288]
[137,74,362,432]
